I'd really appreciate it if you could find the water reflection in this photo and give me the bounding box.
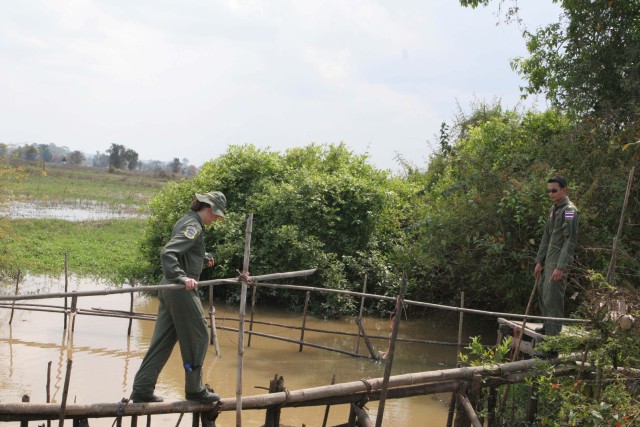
[0,275,498,426]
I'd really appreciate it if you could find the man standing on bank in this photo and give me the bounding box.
[131,191,228,404]
[534,176,579,336]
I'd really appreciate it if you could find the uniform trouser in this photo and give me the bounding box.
[537,267,567,336]
[132,287,209,397]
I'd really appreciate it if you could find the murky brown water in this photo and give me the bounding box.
[0,275,496,426]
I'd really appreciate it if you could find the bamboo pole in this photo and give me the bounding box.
[351,403,373,427]
[299,291,311,352]
[447,290,465,427]
[46,361,52,427]
[606,165,635,283]
[215,315,467,346]
[59,294,78,427]
[58,359,73,427]
[354,317,378,360]
[217,325,368,358]
[247,281,588,324]
[0,274,587,325]
[247,284,257,347]
[209,285,214,345]
[20,395,29,427]
[0,269,317,302]
[0,356,579,422]
[236,213,253,427]
[210,305,221,356]
[374,272,408,427]
[8,270,20,325]
[321,374,336,427]
[355,274,367,354]
[127,280,134,336]
[457,392,482,427]
[64,252,69,330]
[499,277,539,412]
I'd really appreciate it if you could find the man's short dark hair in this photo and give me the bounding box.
[548,175,567,188]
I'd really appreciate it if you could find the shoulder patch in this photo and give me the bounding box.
[184,225,199,239]
[564,209,575,220]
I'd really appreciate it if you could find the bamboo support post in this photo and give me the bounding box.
[457,391,482,427]
[321,374,336,427]
[347,403,356,427]
[127,280,134,336]
[20,395,29,427]
[355,274,367,354]
[9,270,20,325]
[209,285,214,345]
[64,252,69,330]
[447,290,465,427]
[264,375,285,427]
[46,361,52,427]
[374,272,408,427]
[58,359,73,427]
[351,404,373,427]
[299,291,311,352]
[354,317,378,360]
[607,165,635,283]
[487,386,497,427]
[209,304,221,356]
[247,284,257,347]
[499,277,539,412]
[236,213,253,427]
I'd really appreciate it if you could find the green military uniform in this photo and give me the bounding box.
[132,211,213,400]
[535,196,579,336]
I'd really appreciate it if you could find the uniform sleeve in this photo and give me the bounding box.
[556,208,579,270]
[535,212,552,264]
[160,223,201,284]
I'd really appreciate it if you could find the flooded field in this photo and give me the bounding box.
[0,200,145,221]
[0,275,498,426]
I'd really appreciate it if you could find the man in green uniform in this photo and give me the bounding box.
[534,176,579,336]
[131,191,227,403]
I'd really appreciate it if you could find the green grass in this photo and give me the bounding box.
[1,218,150,283]
[6,163,166,207]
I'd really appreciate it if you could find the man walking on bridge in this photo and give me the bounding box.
[534,176,579,336]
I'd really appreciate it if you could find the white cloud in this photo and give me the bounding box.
[0,0,562,170]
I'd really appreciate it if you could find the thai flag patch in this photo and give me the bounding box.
[565,210,575,219]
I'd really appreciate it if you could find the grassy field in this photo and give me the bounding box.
[6,163,167,207]
[2,218,149,282]
[1,162,166,282]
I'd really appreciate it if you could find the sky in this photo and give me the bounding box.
[0,1,562,172]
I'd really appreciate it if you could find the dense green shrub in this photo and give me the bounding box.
[140,143,418,316]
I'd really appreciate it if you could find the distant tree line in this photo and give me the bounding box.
[0,142,196,177]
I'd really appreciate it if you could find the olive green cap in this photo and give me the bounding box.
[195,191,226,217]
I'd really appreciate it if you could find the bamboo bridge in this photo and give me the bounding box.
[0,215,591,426]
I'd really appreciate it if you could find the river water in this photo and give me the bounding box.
[0,275,497,426]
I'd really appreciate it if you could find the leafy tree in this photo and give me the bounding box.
[38,144,53,162]
[92,151,109,168]
[24,144,39,162]
[169,157,181,174]
[107,143,126,169]
[124,149,139,170]
[67,150,86,165]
